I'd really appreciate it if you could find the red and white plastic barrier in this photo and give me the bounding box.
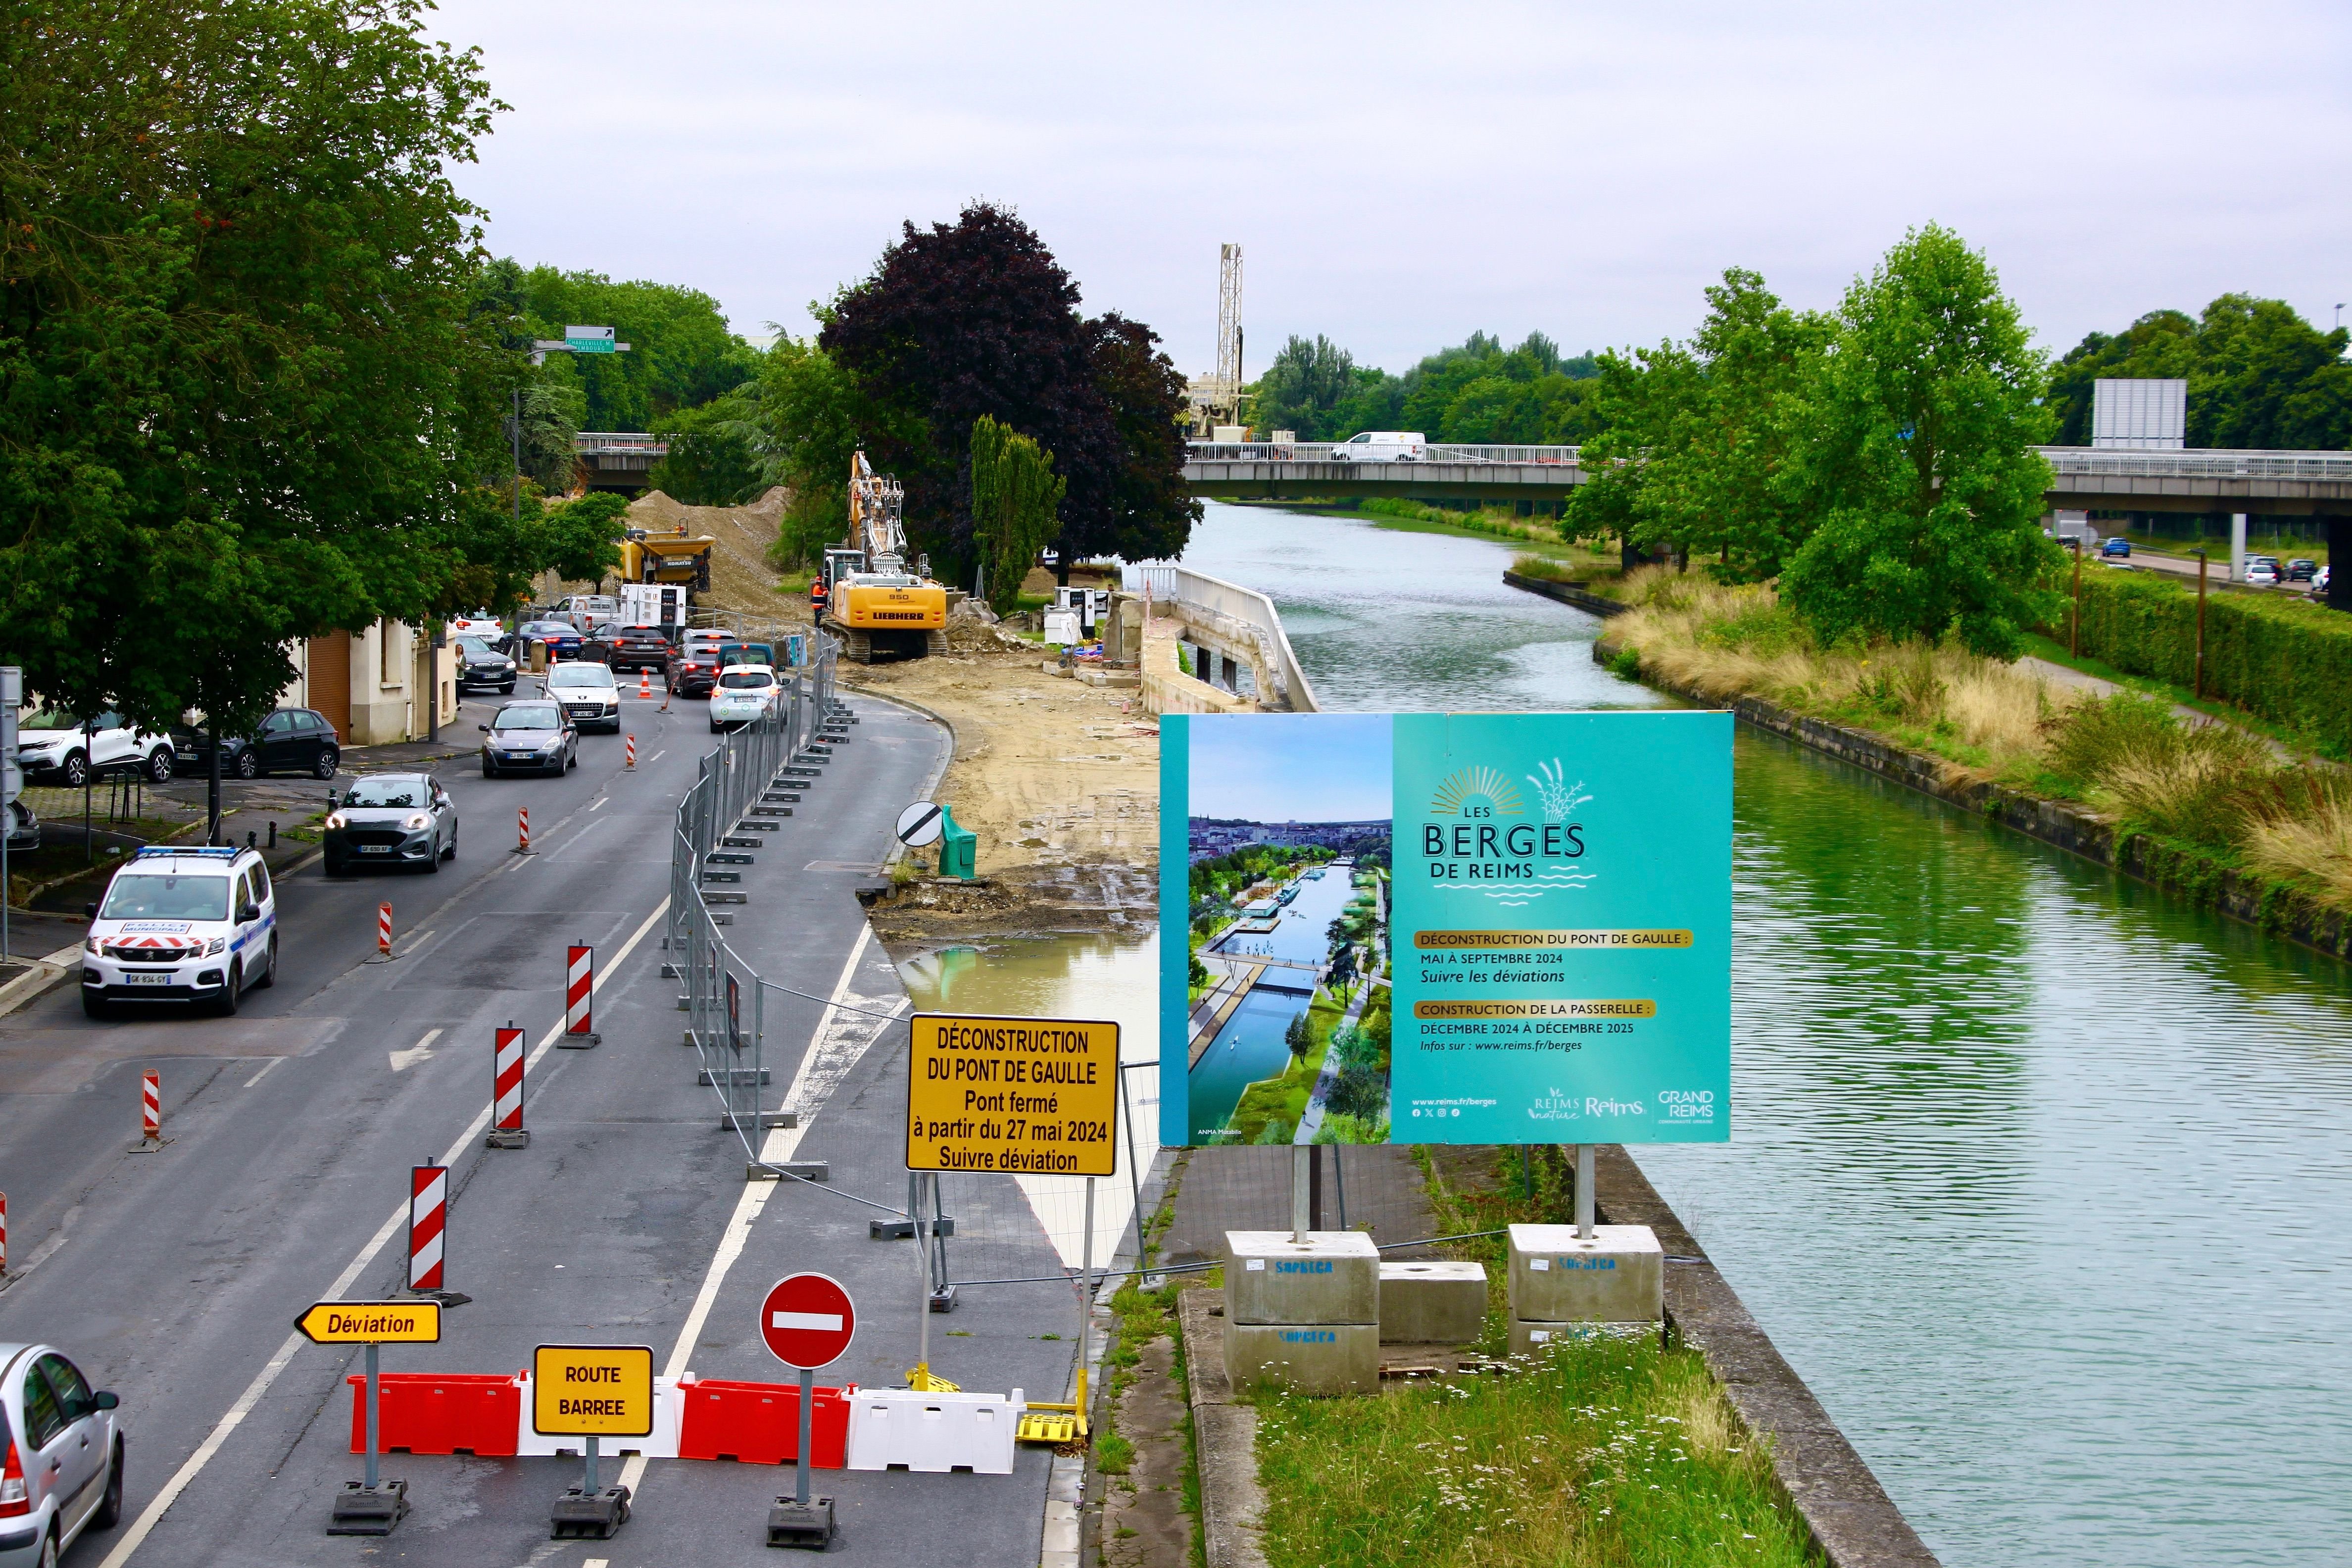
[565,945,593,1038]
[844,1387,1022,1474]
[349,1372,856,1467]
[517,807,531,854]
[408,1165,447,1291]
[625,734,637,770]
[376,902,392,957]
[141,1071,161,1141]
[492,1026,524,1135]
[0,1190,8,1274]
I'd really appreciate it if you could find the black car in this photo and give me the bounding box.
[606,625,675,672]
[2285,558,2318,582]
[454,635,518,694]
[480,701,578,777]
[323,772,458,875]
[172,708,341,780]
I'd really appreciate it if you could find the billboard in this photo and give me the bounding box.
[1159,711,1730,1147]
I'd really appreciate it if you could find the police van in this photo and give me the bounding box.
[80,845,278,1019]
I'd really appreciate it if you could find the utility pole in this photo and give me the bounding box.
[2193,550,2208,699]
[2068,538,2083,656]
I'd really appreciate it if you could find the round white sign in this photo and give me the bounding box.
[895,800,945,846]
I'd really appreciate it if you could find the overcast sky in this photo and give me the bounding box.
[432,0,2352,376]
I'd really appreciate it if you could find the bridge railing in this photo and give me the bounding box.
[2039,447,2352,481]
[1132,564,1319,713]
[1185,441,1581,466]
[575,432,670,455]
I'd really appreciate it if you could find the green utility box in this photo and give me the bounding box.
[937,805,977,881]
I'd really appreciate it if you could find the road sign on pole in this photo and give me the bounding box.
[761,1274,853,1548]
[895,800,945,847]
[564,325,617,355]
[536,1343,651,1541]
[906,1014,1121,1176]
[308,1300,440,1536]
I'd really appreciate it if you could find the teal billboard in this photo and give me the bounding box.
[1160,711,1730,1147]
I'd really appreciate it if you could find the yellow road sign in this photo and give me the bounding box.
[907,1013,1120,1176]
[294,1300,442,1344]
[532,1343,654,1437]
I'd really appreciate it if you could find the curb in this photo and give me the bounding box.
[0,944,88,1022]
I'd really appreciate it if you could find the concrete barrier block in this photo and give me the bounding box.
[1224,1230,1379,1325]
[1377,1260,1488,1344]
[1223,1323,1379,1396]
[1506,1224,1663,1323]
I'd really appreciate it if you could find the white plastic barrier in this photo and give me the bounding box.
[511,1372,687,1460]
[843,1386,1023,1475]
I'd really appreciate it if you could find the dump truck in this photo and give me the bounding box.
[617,527,716,598]
[818,453,947,662]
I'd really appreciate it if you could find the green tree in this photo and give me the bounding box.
[969,415,1066,613]
[2047,296,2352,450]
[0,0,513,735]
[507,266,759,432]
[1779,227,2060,657]
[533,492,628,584]
[1255,335,1360,440]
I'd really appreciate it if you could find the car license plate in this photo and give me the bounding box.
[123,971,174,985]
[358,844,392,854]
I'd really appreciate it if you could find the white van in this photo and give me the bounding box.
[1329,431,1427,462]
[81,845,277,1018]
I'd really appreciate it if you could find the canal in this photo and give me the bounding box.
[1166,499,2352,1568]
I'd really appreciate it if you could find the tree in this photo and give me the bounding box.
[1082,313,1199,577]
[969,415,1066,613]
[534,493,628,584]
[2047,297,2352,451]
[505,265,759,432]
[1255,335,1360,440]
[1778,227,2061,657]
[0,0,513,736]
[1283,1010,1312,1067]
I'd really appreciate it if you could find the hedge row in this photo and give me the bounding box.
[2066,569,2352,756]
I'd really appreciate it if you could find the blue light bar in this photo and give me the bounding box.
[133,845,240,859]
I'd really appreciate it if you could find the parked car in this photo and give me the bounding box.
[453,635,518,695]
[171,708,340,781]
[2245,560,2281,586]
[2101,537,2131,558]
[0,1341,125,1562]
[2315,564,2332,594]
[543,661,622,733]
[323,772,457,875]
[479,701,578,777]
[14,711,175,788]
[2285,558,2318,582]
[552,594,621,637]
[1327,431,1427,462]
[4,798,36,853]
[80,843,277,1015]
[708,664,782,731]
[605,625,675,673]
[515,619,585,662]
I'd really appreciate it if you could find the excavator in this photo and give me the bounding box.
[818,452,948,662]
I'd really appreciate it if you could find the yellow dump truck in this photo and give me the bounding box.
[818,453,947,662]
[618,528,716,597]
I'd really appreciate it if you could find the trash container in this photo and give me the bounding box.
[937,805,977,881]
[529,639,548,673]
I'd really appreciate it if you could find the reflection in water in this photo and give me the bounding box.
[1169,502,2352,1568]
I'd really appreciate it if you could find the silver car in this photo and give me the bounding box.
[0,1343,123,1567]
[321,772,458,876]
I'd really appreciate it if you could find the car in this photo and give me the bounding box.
[708,664,782,731]
[2245,560,2281,586]
[2315,564,2332,594]
[4,799,36,854]
[1327,431,1427,462]
[448,611,505,641]
[322,773,457,876]
[552,594,620,636]
[667,639,731,700]
[79,844,277,1016]
[452,635,518,695]
[516,619,585,662]
[543,661,622,733]
[479,701,578,777]
[171,708,341,781]
[14,710,176,789]
[605,625,675,673]
[0,1341,125,1566]
[2101,537,2131,558]
[2285,558,2318,582]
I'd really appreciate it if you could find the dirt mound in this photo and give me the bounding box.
[626,487,805,620]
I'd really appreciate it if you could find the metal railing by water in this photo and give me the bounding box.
[1132,563,1320,712]
[1185,441,1581,466]
[1187,440,2352,483]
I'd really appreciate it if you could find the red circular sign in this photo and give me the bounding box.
[760,1273,856,1370]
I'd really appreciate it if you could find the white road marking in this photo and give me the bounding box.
[645,749,667,765]
[388,1027,442,1073]
[95,897,672,1568]
[241,1059,282,1089]
[588,796,608,811]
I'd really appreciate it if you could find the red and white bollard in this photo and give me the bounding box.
[487,1025,528,1148]
[141,1070,161,1142]
[516,806,531,854]
[638,670,651,699]
[0,1190,9,1275]
[408,1165,447,1292]
[376,902,392,958]
[560,944,598,1048]
[625,734,637,770]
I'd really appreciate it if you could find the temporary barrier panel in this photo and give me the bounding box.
[512,1371,686,1460]
[843,1387,1022,1475]
[676,1377,851,1467]
[346,1373,521,1457]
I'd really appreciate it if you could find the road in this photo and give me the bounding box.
[0,684,1081,1565]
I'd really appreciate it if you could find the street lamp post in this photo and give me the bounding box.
[2193,550,2208,699]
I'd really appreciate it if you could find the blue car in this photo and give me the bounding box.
[2101,537,2131,558]
[517,619,585,661]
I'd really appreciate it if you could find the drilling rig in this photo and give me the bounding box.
[817,452,948,663]
[1185,243,1248,438]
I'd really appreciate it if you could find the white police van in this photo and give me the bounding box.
[81,845,278,1019]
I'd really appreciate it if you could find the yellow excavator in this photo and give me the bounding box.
[818,452,947,662]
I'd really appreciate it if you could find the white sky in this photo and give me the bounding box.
[433,0,2352,377]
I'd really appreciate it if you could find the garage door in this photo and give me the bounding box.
[306,632,351,740]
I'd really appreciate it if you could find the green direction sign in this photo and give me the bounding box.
[564,325,616,355]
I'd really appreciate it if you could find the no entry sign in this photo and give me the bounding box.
[761,1273,855,1370]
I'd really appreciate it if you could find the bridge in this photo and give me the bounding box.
[1183,441,2352,515]
[576,431,668,493]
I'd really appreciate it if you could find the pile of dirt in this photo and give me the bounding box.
[625,488,806,620]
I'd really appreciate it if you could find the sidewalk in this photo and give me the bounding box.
[2017,655,2293,760]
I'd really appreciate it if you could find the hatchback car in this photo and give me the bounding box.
[2245,560,2281,586]
[2100,537,2131,558]
[479,702,578,776]
[15,711,175,789]
[708,664,782,731]
[667,639,732,700]
[544,661,622,733]
[2285,558,2318,582]
[171,708,340,781]
[80,844,277,1016]
[323,773,457,875]
[605,625,675,673]
[453,635,518,695]
[0,1342,123,1567]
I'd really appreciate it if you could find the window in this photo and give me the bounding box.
[250,860,271,900]
[263,712,294,735]
[343,778,425,808]
[99,874,231,921]
[379,623,400,686]
[39,1355,93,1421]
[492,706,561,732]
[21,1365,65,1448]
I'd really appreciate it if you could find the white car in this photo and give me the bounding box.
[448,611,505,641]
[708,664,782,731]
[80,844,277,1018]
[15,709,176,789]
[2245,560,2281,586]
[1327,431,1427,462]
[543,661,621,733]
[0,1341,124,1566]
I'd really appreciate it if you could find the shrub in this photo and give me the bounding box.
[1507,552,1574,582]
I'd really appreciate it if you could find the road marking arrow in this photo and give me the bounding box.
[389,1026,442,1072]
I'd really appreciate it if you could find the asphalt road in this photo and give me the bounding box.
[0,686,1081,1566]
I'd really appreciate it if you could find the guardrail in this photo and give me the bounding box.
[575,432,669,455]
[1185,441,1580,466]
[1186,440,2352,483]
[1132,564,1319,712]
